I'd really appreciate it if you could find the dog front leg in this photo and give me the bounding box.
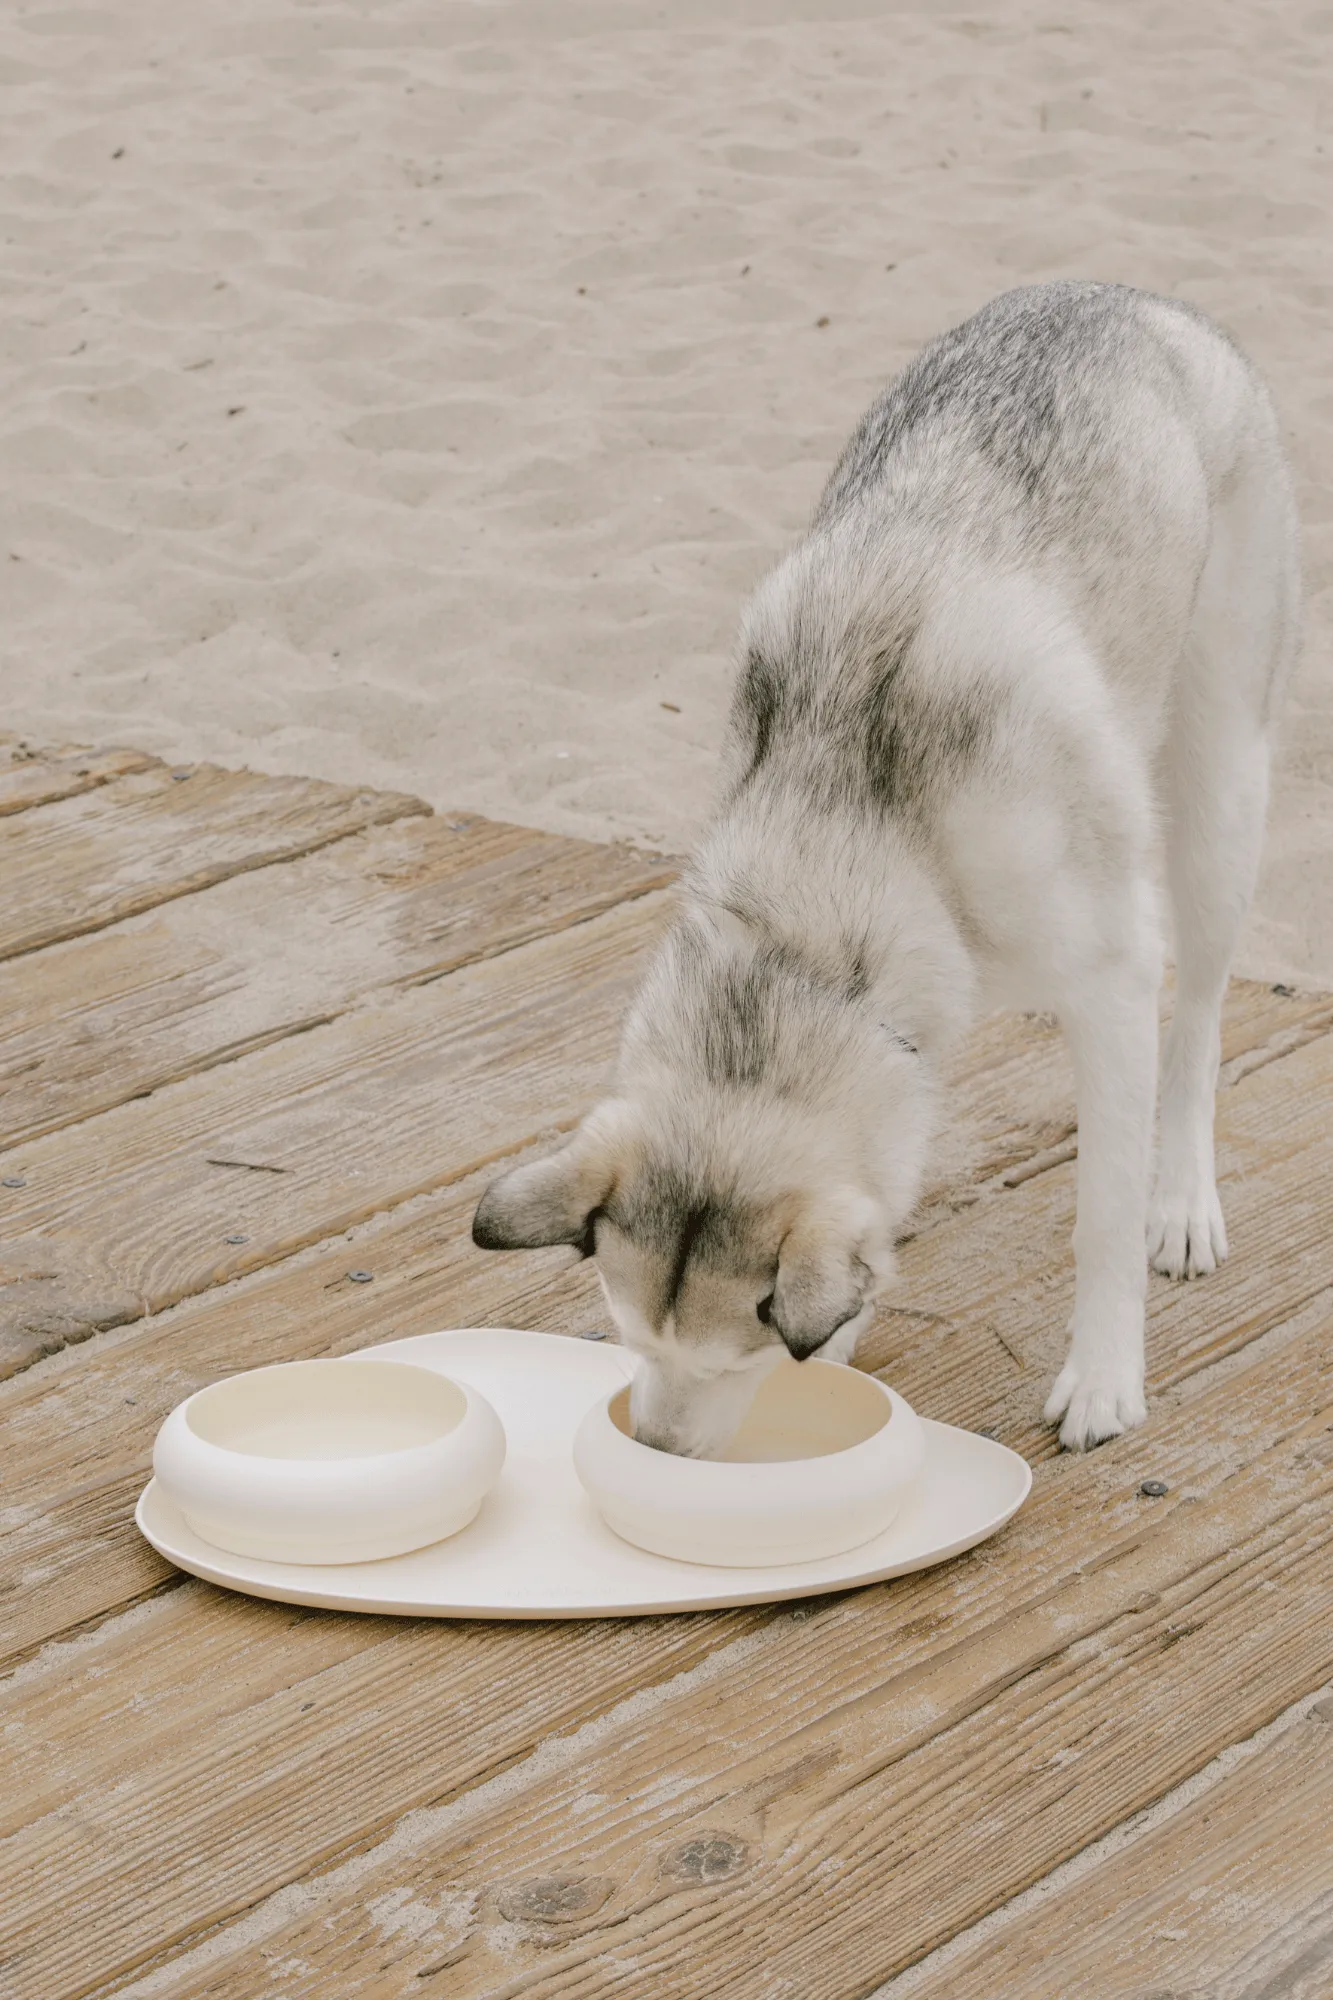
[1044,958,1159,1449]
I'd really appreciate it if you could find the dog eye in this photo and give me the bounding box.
[756,1292,775,1324]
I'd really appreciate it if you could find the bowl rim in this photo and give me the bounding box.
[584,1369,913,1481]
[172,1358,484,1469]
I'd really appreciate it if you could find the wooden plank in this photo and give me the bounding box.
[0,934,1318,1386]
[4,1285,1330,2000]
[2,1034,1332,1996]
[0,1595,755,1985]
[866,1012,1333,1467]
[6,998,1332,1661]
[0,1161,605,1665]
[907,1699,1333,1999]
[6,1277,1332,1979]
[4,996,1331,1662]
[0,752,1320,2000]
[0,758,428,963]
[0,736,159,817]
[0,894,666,1379]
[0,744,1311,1190]
[920,973,1332,1231]
[132,1375,1333,2000]
[0,812,675,1150]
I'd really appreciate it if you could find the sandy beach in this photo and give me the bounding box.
[1,0,1329,981]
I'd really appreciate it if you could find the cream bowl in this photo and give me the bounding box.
[152,1358,505,1565]
[572,1359,925,1568]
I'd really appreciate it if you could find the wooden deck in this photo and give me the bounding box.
[2,735,1331,2000]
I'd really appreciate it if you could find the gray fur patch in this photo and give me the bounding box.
[724,282,1253,833]
[652,916,872,1102]
[476,277,1298,1457]
[730,615,999,825]
[815,280,1142,521]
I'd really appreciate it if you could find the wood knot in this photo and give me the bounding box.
[658,1832,750,1887]
[496,1875,613,1925]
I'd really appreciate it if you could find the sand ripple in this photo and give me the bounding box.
[0,0,1328,976]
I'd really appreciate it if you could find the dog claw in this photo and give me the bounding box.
[1147,1182,1228,1281]
[1044,1362,1146,1452]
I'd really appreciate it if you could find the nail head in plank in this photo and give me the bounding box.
[5,998,1333,1662]
[16,1341,1330,2000]
[4,1118,1333,1995]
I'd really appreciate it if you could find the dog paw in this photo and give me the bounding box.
[818,1305,873,1368]
[1043,1360,1147,1452]
[1147,1180,1228,1280]
[820,1325,859,1366]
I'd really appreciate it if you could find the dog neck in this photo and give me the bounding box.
[680,790,978,1064]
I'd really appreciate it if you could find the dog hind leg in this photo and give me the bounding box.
[1149,444,1298,1280]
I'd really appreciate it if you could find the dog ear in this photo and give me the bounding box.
[471,1105,628,1253]
[770,1196,881,1360]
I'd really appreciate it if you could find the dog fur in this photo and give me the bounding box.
[473,281,1300,1457]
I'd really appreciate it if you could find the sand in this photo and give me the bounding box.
[0,0,1329,981]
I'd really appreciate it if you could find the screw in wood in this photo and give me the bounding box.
[347,1270,374,1284]
[1139,1479,1169,1498]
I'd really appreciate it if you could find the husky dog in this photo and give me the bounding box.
[474,282,1299,1456]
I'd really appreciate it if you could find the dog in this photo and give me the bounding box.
[473,281,1299,1457]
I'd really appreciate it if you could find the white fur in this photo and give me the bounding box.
[476,285,1300,1456]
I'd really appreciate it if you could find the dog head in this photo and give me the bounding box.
[472,1062,928,1457]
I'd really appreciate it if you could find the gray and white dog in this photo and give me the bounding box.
[474,282,1299,1456]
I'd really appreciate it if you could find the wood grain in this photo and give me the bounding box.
[0,894,665,1377]
[0,736,159,816]
[139,1382,1333,2000]
[0,1161,606,1665]
[0,758,428,964]
[7,1300,1328,2000]
[3,1033,1333,1999]
[921,971,1331,1231]
[0,939,1317,1386]
[0,1593,755,2000]
[0,811,675,1150]
[864,1007,1333,1460]
[2,745,1329,2000]
[6,987,1331,1659]
[908,1698,1333,1999]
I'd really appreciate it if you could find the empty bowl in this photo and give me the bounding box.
[152,1357,505,1564]
[573,1359,925,1567]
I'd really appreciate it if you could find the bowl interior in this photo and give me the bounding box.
[608,1358,891,1463]
[186,1360,466,1461]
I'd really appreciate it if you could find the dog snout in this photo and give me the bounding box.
[628,1370,712,1457]
[632,1419,695,1457]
